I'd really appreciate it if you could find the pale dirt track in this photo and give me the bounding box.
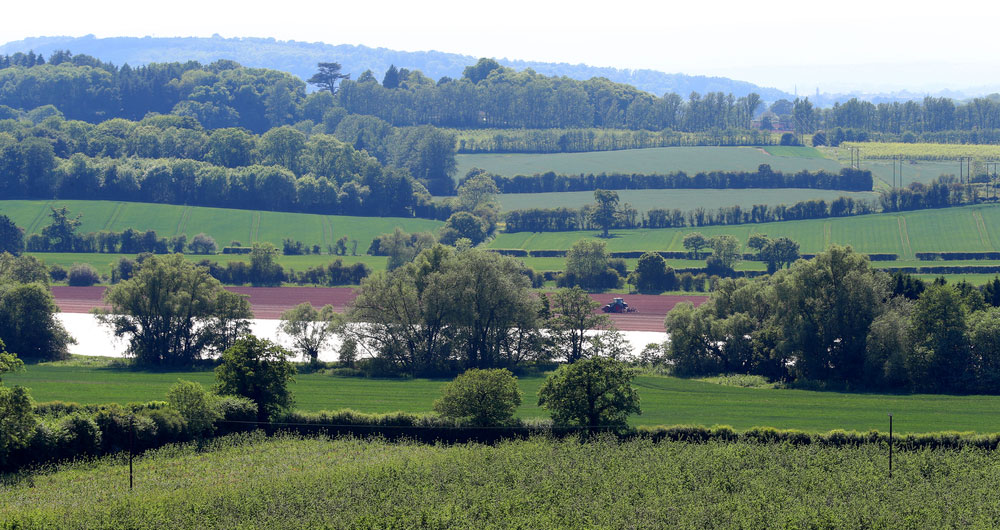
[50,287,708,332]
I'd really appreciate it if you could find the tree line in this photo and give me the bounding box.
[0,148,449,220]
[773,95,1000,139]
[0,51,307,132]
[666,246,1000,394]
[504,196,874,233]
[503,176,978,233]
[453,128,778,153]
[0,109,458,202]
[470,166,873,195]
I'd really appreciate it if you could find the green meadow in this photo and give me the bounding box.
[9,360,1000,433]
[491,203,1000,259]
[0,200,443,249]
[456,146,842,178]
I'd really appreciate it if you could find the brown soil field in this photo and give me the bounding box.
[50,287,708,332]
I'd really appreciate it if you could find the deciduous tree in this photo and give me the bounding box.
[215,335,296,424]
[537,357,640,431]
[433,368,522,426]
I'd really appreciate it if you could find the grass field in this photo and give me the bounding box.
[7,434,1000,528]
[497,188,879,214]
[490,203,1000,259]
[0,200,443,249]
[9,361,1000,433]
[25,252,388,275]
[455,146,843,178]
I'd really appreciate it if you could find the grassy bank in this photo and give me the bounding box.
[9,361,1000,433]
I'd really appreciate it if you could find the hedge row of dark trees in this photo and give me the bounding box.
[0,110,459,201]
[504,176,979,233]
[504,197,875,233]
[6,51,1000,147]
[0,151,450,219]
[879,177,977,212]
[107,248,370,288]
[666,246,1000,394]
[453,128,778,153]
[815,96,1000,135]
[470,166,873,194]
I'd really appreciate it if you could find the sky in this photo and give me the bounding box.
[2,0,999,94]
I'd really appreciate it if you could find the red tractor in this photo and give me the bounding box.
[601,297,637,313]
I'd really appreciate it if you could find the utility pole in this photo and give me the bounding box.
[129,414,135,491]
[888,413,893,478]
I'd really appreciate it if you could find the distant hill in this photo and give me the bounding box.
[0,35,794,101]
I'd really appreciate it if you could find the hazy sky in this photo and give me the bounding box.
[3,0,999,93]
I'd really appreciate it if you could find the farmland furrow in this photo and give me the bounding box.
[250,211,261,242]
[175,206,191,236]
[102,202,125,231]
[24,201,52,234]
[897,216,913,257]
[973,211,992,250]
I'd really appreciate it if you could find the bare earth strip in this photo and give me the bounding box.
[50,287,708,332]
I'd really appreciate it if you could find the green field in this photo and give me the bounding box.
[7,434,1000,529]
[456,146,843,179]
[497,188,879,214]
[24,252,388,275]
[761,146,828,158]
[9,361,1000,433]
[0,200,443,249]
[491,203,1000,259]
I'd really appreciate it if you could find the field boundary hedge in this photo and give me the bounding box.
[489,249,899,262]
[479,167,873,194]
[11,402,1000,475]
[916,252,1000,261]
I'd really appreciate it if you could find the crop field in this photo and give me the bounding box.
[9,361,1000,433]
[0,200,442,249]
[843,142,1000,161]
[498,188,879,214]
[7,434,1000,529]
[491,203,1000,259]
[455,146,842,178]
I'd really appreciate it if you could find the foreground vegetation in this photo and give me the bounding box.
[10,361,1000,433]
[4,433,1000,529]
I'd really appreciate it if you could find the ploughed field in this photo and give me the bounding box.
[50,286,702,330]
[4,434,1000,529]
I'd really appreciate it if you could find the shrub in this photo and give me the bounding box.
[167,380,221,438]
[49,264,68,282]
[68,263,100,286]
[56,414,102,457]
[433,368,522,426]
